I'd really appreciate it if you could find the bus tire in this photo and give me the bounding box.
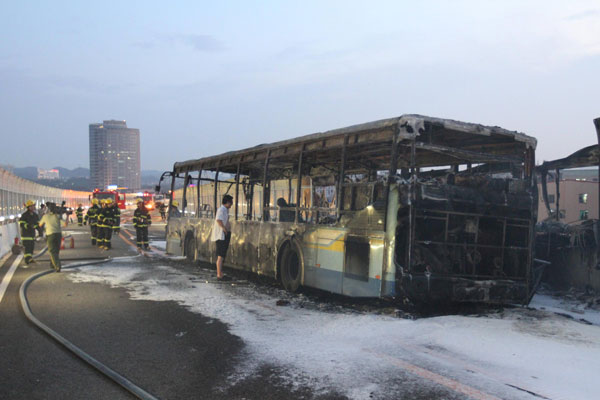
[184,233,195,262]
[279,242,302,292]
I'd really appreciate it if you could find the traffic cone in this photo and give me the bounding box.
[60,237,65,250]
[11,237,21,255]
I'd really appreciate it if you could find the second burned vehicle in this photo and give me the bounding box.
[160,115,539,305]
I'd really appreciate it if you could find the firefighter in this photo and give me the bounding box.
[19,200,40,265]
[96,199,107,248]
[133,199,151,250]
[98,199,115,250]
[169,200,181,218]
[158,202,167,221]
[76,204,84,226]
[85,198,100,245]
[112,200,121,234]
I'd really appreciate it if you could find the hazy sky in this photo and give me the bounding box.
[1,1,599,171]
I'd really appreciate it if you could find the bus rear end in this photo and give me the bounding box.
[393,117,538,305]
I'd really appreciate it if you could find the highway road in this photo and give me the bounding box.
[2,211,599,400]
[0,212,338,400]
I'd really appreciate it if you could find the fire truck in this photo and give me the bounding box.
[91,189,126,210]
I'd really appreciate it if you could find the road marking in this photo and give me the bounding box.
[0,255,23,305]
[118,230,138,250]
[364,349,502,400]
[120,227,164,256]
[404,341,552,400]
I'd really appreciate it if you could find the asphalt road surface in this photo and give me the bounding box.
[0,212,345,400]
[2,210,597,400]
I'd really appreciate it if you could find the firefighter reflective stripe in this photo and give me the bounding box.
[23,239,35,262]
[136,227,149,248]
[21,237,34,241]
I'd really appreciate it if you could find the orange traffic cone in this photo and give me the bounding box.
[11,237,21,255]
[60,237,65,250]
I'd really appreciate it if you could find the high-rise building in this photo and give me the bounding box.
[89,120,141,190]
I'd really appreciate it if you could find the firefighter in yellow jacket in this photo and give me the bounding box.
[111,200,121,234]
[19,200,40,265]
[133,199,151,250]
[85,198,100,245]
[97,199,116,250]
[75,204,84,226]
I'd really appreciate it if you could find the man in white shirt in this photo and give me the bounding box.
[39,202,62,272]
[211,194,233,280]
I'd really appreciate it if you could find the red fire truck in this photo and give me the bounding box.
[92,189,126,209]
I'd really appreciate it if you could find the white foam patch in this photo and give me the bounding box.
[530,293,600,326]
[67,262,600,400]
[149,240,166,250]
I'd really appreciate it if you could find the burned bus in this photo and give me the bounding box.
[160,115,538,304]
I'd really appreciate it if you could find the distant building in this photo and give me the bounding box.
[89,120,141,191]
[37,168,60,180]
[538,168,599,222]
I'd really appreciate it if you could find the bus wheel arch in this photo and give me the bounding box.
[184,231,196,262]
[277,238,304,292]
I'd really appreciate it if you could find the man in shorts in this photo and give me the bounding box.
[211,194,233,281]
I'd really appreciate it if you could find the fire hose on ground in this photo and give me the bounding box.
[19,255,161,400]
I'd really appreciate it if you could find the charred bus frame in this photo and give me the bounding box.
[161,115,538,304]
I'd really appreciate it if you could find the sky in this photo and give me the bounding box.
[1,0,599,171]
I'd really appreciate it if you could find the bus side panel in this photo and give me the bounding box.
[300,230,318,288]
[193,218,214,263]
[166,218,187,256]
[228,220,262,273]
[256,221,299,278]
[341,236,385,297]
[303,228,345,294]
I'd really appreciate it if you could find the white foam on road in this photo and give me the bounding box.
[67,262,600,400]
[149,240,166,251]
[530,293,600,326]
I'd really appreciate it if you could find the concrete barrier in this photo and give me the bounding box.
[0,222,20,259]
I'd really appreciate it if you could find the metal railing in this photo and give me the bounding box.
[0,167,91,225]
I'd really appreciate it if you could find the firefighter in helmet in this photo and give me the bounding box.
[169,200,181,218]
[85,198,100,245]
[76,204,84,226]
[19,200,40,265]
[133,199,151,250]
[96,199,107,248]
[97,198,115,250]
[111,199,121,234]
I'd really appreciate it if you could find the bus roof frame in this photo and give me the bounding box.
[173,114,537,174]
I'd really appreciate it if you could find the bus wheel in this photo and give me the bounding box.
[185,235,195,262]
[280,243,302,292]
